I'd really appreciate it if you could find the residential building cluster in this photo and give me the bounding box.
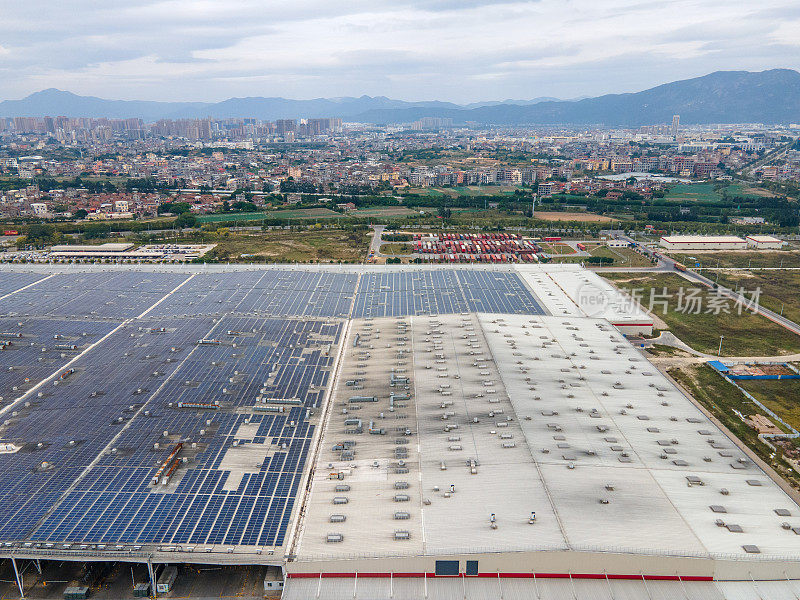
[0,114,797,220]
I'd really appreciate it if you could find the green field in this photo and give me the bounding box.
[401,187,448,197]
[450,185,524,196]
[646,344,692,357]
[590,245,654,267]
[669,250,800,269]
[350,207,418,217]
[739,377,800,434]
[541,242,576,255]
[714,270,800,325]
[724,184,777,198]
[549,243,654,267]
[403,185,526,198]
[206,229,368,262]
[668,364,800,488]
[603,272,800,356]
[380,242,413,255]
[197,208,341,223]
[665,183,722,202]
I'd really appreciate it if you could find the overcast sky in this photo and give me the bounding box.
[1,0,799,103]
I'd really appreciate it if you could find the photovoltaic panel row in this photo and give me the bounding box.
[351,270,544,318]
[0,317,115,408]
[1,313,340,549]
[1,272,190,319]
[0,317,216,541]
[147,271,358,318]
[0,272,49,296]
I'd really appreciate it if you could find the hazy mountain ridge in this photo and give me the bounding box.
[1,70,798,125]
[0,90,491,121]
[354,70,800,125]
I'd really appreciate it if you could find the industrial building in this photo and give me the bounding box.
[46,243,216,261]
[746,235,786,250]
[659,235,747,251]
[0,264,798,599]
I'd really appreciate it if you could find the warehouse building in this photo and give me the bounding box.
[746,235,786,250]
[0,264,797,599]
[659,235,747,251]
[47,243,215,261]
[517,264,654,335]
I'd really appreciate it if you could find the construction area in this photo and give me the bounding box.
[0,263,799,599]
[709,361,800,380]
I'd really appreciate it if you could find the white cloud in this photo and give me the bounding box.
[771,20,800,46]
[0,0,798,102]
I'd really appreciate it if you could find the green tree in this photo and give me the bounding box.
[158,202,192,215]
[23,224,58,248]
[83,222,111,239]
[175,212,197,228]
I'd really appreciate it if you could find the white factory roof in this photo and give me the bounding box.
[513,264,583,318]
[746,235,783,243]
[295,312,800,562]
[49,242,135,253]
[516,264,653,326]
[660,235,745,244]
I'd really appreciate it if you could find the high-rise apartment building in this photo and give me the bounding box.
[671,114,680,139]
[276,119,297,136]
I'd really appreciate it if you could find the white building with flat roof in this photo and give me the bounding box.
[746,235,785,250]
[516,264,654,335]
[285,310,800,599]
[660,235,747,251]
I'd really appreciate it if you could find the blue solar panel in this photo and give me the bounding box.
[0,266,546,550]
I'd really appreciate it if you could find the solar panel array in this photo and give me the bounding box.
[1,271,188,319]
[147,271,358,319]
[352,270,545,318]
[0,267,545,552]
[0,317,115,405]
[0,272,49,296]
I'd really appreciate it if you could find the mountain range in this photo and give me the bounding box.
[1,69,799,126]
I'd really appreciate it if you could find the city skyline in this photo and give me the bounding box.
[1,0,800,103]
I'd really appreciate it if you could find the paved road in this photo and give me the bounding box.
[738,139,796,177]
[368,224,385,258]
